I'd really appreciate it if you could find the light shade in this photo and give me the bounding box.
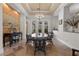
[35,14,45,19]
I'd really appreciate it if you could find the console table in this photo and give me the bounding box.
[53,31,79,56]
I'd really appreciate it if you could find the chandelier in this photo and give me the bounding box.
[35,3,45,19]
[35,14,44,19]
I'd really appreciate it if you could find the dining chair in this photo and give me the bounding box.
[47,32,54,45]
[33,38,46,56]
[10,32,20,47]
[3,33,12,47]
[26,34,34,53]
[26,34,32,43]
[18,32,22,40]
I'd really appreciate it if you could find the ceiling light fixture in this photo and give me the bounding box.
[35,3,44,19]
[35,14,44,19]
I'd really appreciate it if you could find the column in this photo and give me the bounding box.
[58,7,64,32]
[58,6,70,32]
[29,20,32,34]
[42,21,45,36]
[78,23,79,32]
[20,14,26,43]
[48,20,51,32]
[0,4,4,55]
[35,20,38,37]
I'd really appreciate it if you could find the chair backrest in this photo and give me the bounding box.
[18,32,22,36]
[34,38,46,50]
[26,34,31,38]
[48,32,53,38]
[26,34,32,42]
[12,32,19,40]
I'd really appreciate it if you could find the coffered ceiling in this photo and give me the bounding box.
[21,3,60,15]
[29,3,51,11]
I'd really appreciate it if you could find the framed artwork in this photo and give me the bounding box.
[59,19,62,25]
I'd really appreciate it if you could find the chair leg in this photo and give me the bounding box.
[34,52,35,56]
[50,40,53,45]
[34,50,36,56]
[72,49,75,56]
[44,50,46,56]
[44,53,46,56]
[26,40,29,44]
[26,44,29,53]
[9,41,12,47]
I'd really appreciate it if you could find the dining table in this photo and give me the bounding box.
[31,33,48,55]
[31,33,52,45]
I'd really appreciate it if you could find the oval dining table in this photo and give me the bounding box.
[31,33,48,55]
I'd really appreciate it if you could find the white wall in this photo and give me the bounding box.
[26,19,32,34]
[78,23,79,32]
[57,4,71,32]
[0,4,4,55]
[70,3,79,14]
[20,15,26,42]
[58,7,65,32]
[51,16,58,30]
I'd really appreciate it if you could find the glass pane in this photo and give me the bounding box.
[38,21,42,33]
[32,21,36,33]
[44,21,48,34]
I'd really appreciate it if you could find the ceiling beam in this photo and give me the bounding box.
[8,3,28,16]
[32,10,49,13]
[26,4,32,12]
[53,3,68,16]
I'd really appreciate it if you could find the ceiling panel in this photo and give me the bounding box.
[29,3,51,11]
[21,3,60,15]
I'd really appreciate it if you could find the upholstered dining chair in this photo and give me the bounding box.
[10,32,20,47]
[33,37,46,56]
[26,34,34,53]
[47,32,54,45]
[26,34,32,43]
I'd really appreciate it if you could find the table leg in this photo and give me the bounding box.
[72,49,75,56]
